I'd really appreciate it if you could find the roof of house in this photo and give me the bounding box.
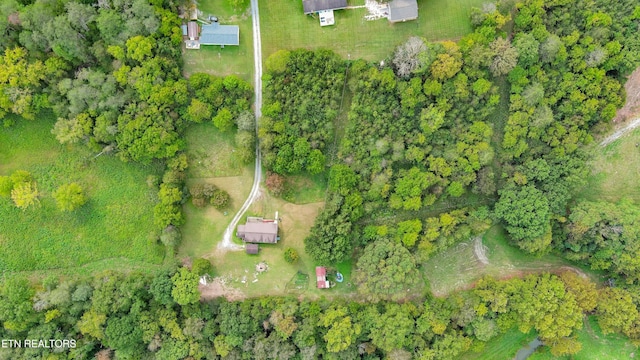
[246,243,259,254]
[302,0,347,14]
[187,21,199,39]
[315,266,326,276]
[181,24,188,36]
[388,0,418,22]
[200,23,240,46]
[237,218,278,243]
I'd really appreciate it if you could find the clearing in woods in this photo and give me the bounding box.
[0,115,165,274]
[422,225,603,296]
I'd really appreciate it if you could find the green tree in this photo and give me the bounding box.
[597,287,638,336]
[213,108,234,132]
[354,238,422,301]
[192,258,214,276]
[370,304,415,352]
[11,181,39,210]
[78,310,106,340]
[494,185,551,253]
[171,267,200,305]
[0,277,36,332]
[185,98,212,123]
[149,271,175,306]
[321,306,361,353]
[104,314,144,351]
[53,182,87,211]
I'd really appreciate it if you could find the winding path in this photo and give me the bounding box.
[599,116,640,147]
[218,0,263,251]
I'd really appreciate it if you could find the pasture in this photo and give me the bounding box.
[0,115,164,273]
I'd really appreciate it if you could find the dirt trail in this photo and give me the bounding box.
[473,236,489,265]
[599,116,640,147]
[218,0,264,253]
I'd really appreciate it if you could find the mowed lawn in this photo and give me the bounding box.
[0,116,165,272]
[182,0,253,81]
[260,0,486,61]
[581,127,640,203]
[179,123,255,258]
[209,191,358,299]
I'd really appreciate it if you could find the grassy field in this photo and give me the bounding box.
[422,225,604,296]
[182,0,253,81]
[184,123,248,178]
[463,329,537,360]
[0,116,165,273]
[581,127,640,203]
[529,316,637,360]
[282,173,328,204]
[260,0,486,61]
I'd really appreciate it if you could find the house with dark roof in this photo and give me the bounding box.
[388,0,418,22]
[237,216,279,244]
[302,0,347,15]
[316,266,330,289]
[200,22,239,47]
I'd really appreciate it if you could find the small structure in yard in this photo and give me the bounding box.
[316,266,330,289]
[246,243,259,255]
[387,0,418,22]
[200,22,240,47]
[318,9,335,26]
[237,212,279,243]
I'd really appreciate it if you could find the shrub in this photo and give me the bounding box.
[53,183,87,212]
[0,176,13,197]
[284,247,299,263]
[192,258,214,276]
[265,172,286,196]
[210,189,230,209]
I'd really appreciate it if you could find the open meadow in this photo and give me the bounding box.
[260,0,486,60]
[582,127,640,203]
[422,225,603,296]
[0,115,165,274]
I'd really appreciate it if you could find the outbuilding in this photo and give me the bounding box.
[245,243,259,255]
[388,0,418,23]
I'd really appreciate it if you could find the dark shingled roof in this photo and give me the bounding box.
[237,219,278,243]
[388,0,418,22]
[200,23,240,46]
[246,243,259,254]
[302,0,347,14]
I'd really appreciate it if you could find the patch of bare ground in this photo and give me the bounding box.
[199,276,246,301]
[614,67,640,123]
